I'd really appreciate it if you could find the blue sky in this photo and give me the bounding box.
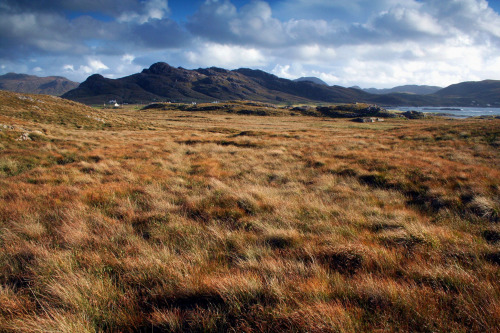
[1,0,500,88]
[490,1,500,12]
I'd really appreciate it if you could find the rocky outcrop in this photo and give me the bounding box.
[402,111,426,119]
[316,105,396,118]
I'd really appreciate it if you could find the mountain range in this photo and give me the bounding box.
[61,63,500,106]
[360,85,443,95]
[62,62,375,105]
[2,64,499,106]
[0,73,79,96]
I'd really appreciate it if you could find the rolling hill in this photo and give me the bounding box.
[0,73,79,96]
[0,90,123,130]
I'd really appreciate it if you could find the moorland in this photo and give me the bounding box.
[0,90,499,332]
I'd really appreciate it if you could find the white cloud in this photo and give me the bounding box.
[63,64,75,72]
[58,58,110,78]
[185,43,266,68]
[88,59,109,72]
[271,63,340,85]
[271,64,299,79]
[371,5,445,37]
[79,66,93,74]
[229,1,285,45]
[32,39,77,53]
[114,54,141,77]
[316,72,340,85]
[423,0,500,39]
[274,0,420,22]
[118,0,170,24]
[2,0,500,88]
[314,40,500,88]
[284,19,330,40]
[121,54,135,64]
[295,45,336,62]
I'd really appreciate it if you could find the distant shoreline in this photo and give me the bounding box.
[394,106,500,118]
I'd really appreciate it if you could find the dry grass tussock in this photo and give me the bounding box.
[0,91,500,332]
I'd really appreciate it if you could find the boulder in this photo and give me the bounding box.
[16,132,32,141]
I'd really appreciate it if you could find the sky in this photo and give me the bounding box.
[1,0,500,88]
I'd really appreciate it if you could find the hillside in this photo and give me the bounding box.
[433,80,500,106]
[0,91,114,129]
[0,73,79,96]
[1,91,499,331]
[365,80,500,106]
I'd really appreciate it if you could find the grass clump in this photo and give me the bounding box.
[316,247,365,275]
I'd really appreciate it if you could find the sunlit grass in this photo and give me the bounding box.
[0,91,499,331]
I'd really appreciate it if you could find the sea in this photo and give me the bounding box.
[393,106,500,118]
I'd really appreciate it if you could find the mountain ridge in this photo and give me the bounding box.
[362,85,442,95]
[61,63,500,106]
[433,80,500,106]
[63,63,374,105]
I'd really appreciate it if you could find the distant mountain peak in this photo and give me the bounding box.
[2,72,31,79]
[142,62,176,75]
[86,73,105,81]
[294,77,328,86]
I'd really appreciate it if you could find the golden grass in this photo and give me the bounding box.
[0,91,499,331]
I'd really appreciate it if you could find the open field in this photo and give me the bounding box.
[0,91,499,332]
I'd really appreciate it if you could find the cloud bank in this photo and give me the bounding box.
[1,0,500,88]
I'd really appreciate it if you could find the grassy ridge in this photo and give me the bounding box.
[0,91,499,332]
